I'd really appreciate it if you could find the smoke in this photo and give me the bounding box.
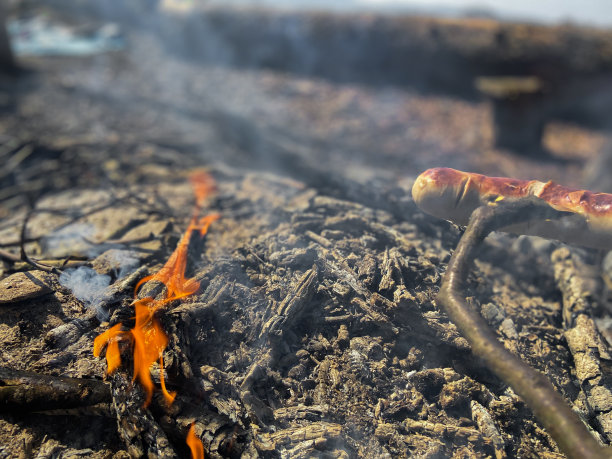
[107,249,140,278]
[41,223,98,258]
[59,248,140,320]
[59,266,112,319]
[54,236,140,320]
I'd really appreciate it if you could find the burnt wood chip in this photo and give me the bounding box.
[240,360,275,424]
[44,310,99,349]
[260,266,318,338]
[256,421,344,455]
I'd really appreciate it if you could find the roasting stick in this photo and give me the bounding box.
[412,168,611,459]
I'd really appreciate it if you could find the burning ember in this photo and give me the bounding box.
[94,170,218,457]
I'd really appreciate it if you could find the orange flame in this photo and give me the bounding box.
[187,422,204,459]
[190,170,217,211]
[94,169,217,455]
[134,213,220,302]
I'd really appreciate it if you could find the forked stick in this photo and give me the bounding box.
[436,197,609,459]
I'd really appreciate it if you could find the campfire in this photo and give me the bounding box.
[2,2,612,458]
[93,171,218,457]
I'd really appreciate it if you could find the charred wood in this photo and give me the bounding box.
[552,247,612,442]
[109,372,178,458]
[0,367,111,413]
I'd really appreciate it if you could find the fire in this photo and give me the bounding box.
[133,214,220,302]
[186,422,204,459]
[93,170,215,453]
[189,170,217,210]
[93,297,175,406]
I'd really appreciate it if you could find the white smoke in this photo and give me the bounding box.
[58,248,140,320]
[106,249,140,278]
[41,223,98,258]
[59,266,112,319]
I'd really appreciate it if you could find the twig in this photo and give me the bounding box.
[19,208,60,274]
[0,144,34,180]
[0,247,87,270]
[13,259,88,271]
[0,196,128,248]
[0,248,20,263]
[437,197,610,459]
[0,137,20,161]
[82,234,156,246]
[552,248,612,442]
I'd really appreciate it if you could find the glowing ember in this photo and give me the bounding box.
[94,170,215,453]
[187,422,204,459]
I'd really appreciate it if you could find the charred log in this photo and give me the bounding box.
[0,367,111,413]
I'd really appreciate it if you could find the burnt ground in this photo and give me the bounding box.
[1,17,612,459]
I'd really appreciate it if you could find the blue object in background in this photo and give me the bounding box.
[8,17,124,57]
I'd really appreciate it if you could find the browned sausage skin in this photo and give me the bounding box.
[412,167,612,250]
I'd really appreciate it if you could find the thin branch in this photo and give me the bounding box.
[19,208,60,274]
[0,248,20,263]
[0,196,126,248]
[437,197,610,459]
[82,234,156,246]
[0,144,34,180]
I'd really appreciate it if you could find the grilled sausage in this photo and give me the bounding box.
[412,167,612,249]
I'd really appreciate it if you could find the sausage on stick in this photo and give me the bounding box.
[412,167,612,249]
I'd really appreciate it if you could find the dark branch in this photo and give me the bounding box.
[437,197,610,459]
[0,367,111,412]
[19,208,61,274]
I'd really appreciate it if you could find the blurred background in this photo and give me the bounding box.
[1,0,612,218]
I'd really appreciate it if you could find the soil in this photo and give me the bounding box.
[1,9,612,459]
